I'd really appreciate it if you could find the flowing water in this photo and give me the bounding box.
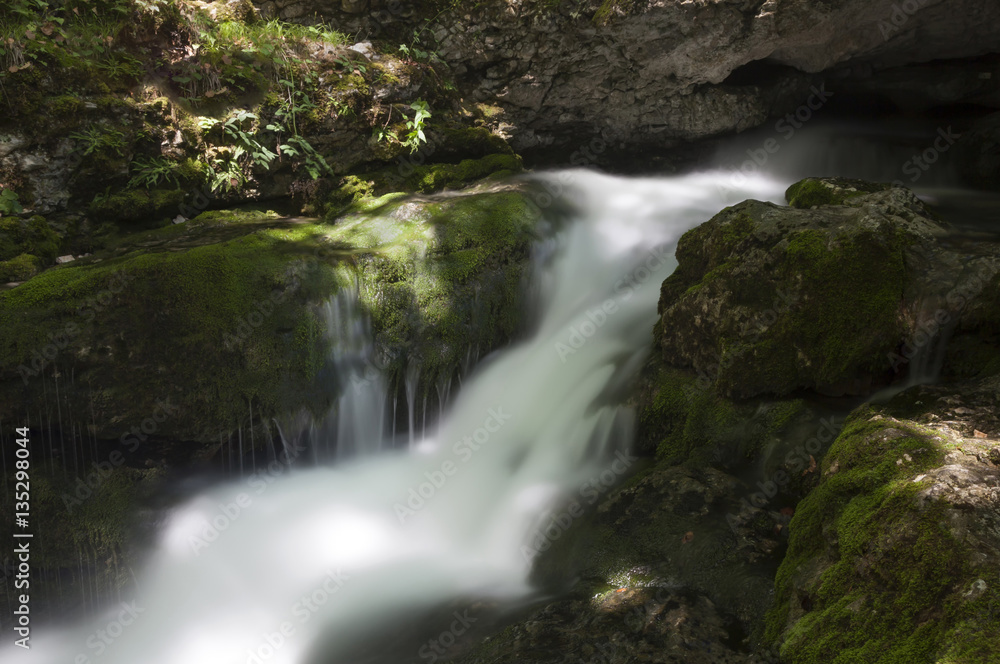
[6,170,791,664]
[8,119,996,664]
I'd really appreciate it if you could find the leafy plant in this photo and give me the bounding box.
[334,55,366,75]
[0,188,23,216]
[265,74,332,180]
[68,126,126,156]
[403,101,431,153]
[127,157,178,189]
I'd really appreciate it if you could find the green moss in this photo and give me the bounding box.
[638,364,808,466]
[593,0,637,25]
[405,153,523,193]
[660,197,911,398]
[785,178,892,209]
[0,462,164,616]
[330,189,540,386]
[0,215,61,262]
[89,188,186,223]
[49,94,85,116]
[0,253,43,282]
[766,408,998,662]
[189,207,282,225]
[0,222,339,440]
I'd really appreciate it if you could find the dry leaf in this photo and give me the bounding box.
[974,430,988,438]
[205,90,215,98]
[222,55,232,65]
[681,531,694,544]
[25,30,35,40]
[41,23,54,36]
[8,66,17,73]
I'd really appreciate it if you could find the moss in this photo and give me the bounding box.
[0,215,61,262]
[405,153,522,193]
[0,462,164,616]
[766,408,998,662]
[659,197,911,398]
[0,221,339,440]
[49,94,86,117]
[89,188,186,223]
[189,207,282,225]
[785,178,892,209]
[638,363,809,467]
[0,253,43,282]
[593,0,637,25]
[329,189,540,387]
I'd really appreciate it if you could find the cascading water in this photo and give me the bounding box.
[7,170,790,664]
[280,284,391,462]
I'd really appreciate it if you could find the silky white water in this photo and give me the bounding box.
[8,170,790,664]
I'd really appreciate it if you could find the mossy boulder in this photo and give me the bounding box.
[0,214,341,445]
[89,188,187,223]
[0,184,545,448]
[785,177,893,209]
[320,153,524,220]
[0,215,61,262]
[0,253,44,283]
[632,360,813,468]
[766,388,1000,663]
[326,183,542,395]
[655,184,961,399]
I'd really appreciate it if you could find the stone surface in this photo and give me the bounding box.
[253,0,1000,155]
[655,182,1000,399]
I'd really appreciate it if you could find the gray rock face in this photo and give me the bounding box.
[254,0,1000,153]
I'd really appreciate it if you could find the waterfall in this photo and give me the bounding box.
[7,170,788,664]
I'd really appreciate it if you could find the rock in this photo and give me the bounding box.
[451,584,751,664]
[340,0,367,14]
[655,181,999,399]
[0,184,541,445]
[766,386,1000,662]
[273,0,1000,155]
[55,255,75,264]
[784,177,893,209]
[348,40,375,59]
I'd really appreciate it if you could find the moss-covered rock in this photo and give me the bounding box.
[0,215,61,262]
[656,185,957,399]
[632,360,811,468]
[89,188,188,223]
[327,183,542,393]
[0,216,340,444]
[785,177,893,209]
[0,253,44,282]
[766,390,1000,663]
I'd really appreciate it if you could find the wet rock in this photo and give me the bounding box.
[655,183,1000,399]
[453,585,750,664]
[766,385,1000,662]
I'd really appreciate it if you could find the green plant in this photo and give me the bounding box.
[199,110,277,166]
[403,100,431,153]
[334,54,366,75]
[68,127,127,157]
[127,157,179,189]
[265,74,332,180]
[0,188,23,216]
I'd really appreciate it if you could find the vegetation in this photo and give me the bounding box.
[766,407,999,663]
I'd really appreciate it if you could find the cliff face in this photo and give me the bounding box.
[254,0,1000,156]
